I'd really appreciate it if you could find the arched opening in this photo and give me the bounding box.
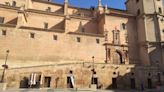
[113,50,124,64]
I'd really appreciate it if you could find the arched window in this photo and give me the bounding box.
[12,1,16,7]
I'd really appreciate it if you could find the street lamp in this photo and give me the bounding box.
[92,56,95,72]
[91,56,96,85]
[1,50,10,83]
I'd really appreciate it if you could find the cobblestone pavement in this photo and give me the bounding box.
[0,88,162,92]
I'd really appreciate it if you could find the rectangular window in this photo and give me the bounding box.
[2,30,6,36]
[0,17,4,23]
[77,37,81,42]
[122,23,126,30]
[159,7,162,14]
[46,7,51,12]
[137,9,140,15]
[44,22,48,29]
[115,33,118,40]
[96,39,100,44]
[30,33,35,39]
[81,28,85,32]
[53,35,58,40]
[12,1,16,7]
[5,2,10,6]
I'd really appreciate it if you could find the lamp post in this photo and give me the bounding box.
[1,50,9,83]
[92,56,95,72]
[91,56,95,84]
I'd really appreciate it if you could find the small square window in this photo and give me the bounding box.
[53,35,58,40]
[159,7,162,14]
[46,7,51,12]
[12,1,16,7]
[137,9,140,15]
[2,30,6,36]
[5,2,10,6]
[96,39,100,44]
[81,28,85,32]
[77,37,81,42]
[0,17,4,23]
[30,33,35,39]
[44,22,48,29]
[122,23,126,30]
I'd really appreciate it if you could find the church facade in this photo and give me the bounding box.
[0,0,163,90]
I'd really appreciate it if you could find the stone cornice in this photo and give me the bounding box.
[0,4,19,11]
[0,23,16,28]
[25,9,65,17]
[19,26,65,33]
[103,43,128,47]
[32,0,63,6]
[68,32,104,37]
[70,15,94,20]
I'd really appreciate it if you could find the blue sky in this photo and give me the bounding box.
[53,0,126,10]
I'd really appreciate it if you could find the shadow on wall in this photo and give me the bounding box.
[106,64,164,92]
[75,20,99,34]
[5,17,18,25]
[49,19,65,30]
[106,68,138,90]
[53,7,64,14]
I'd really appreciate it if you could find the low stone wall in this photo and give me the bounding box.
[1,63,162,90]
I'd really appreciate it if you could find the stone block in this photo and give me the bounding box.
[90,84,97,91]
[0,83,7,90]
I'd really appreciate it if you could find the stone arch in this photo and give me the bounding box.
[113,50,124,64]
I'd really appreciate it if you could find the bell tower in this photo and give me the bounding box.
[126,0,164,66]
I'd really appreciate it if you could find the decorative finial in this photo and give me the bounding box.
[64,0,68,3]
[105,3,108,13]
[105,3,108,10]
[98,0,102,7]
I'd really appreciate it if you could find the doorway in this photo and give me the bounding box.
[130,78,136,89]
[112,78,117,89]
[19,77,29,88]
[67,76,74,88]
[148,78,152,89]
[67,70,74,88]
[91,77,98,85]
[44,77,51,87]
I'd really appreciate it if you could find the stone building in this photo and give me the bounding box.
[0,0,163,90]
